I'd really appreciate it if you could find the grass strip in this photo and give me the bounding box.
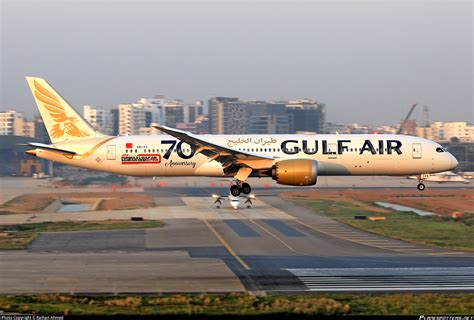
[293,199,474,252]
[0,293,471,316]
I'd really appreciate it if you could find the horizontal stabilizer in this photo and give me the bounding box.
[19,142,77,155]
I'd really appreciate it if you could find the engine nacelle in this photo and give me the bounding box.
[271,159,318,186]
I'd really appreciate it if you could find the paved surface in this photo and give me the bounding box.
[287,267,474,291]
[2,212,472,294]
[0,250,244,294]
[0,178,473,294]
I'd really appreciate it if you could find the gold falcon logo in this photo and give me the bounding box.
[33,80,90,139]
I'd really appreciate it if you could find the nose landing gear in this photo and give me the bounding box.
[416,174,428,191]
[416,183,426,191]
[229,181,252,196]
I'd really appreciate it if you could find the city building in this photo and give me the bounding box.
[194,115,210,134]
[163,100,185,128]
[442,122,474,142]
[208,97,307,135]
[415,121,474,142]
[14,113,35,137]
[0,110,17,135]
[138,96,165,125]
[248,102,290,134]
[0,110,35,137]
[285,99,326,134]
[209,97,249,134]
[34,115,49,142]
[110,107,119,136]
[138,122,161,135]
[83,105,113,135]
[119,103,145,135]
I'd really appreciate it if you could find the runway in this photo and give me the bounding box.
[0,181,473,294]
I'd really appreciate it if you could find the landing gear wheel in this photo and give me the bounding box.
[230,185,241,196]
[241,183,251,195]
[417,183,426,191]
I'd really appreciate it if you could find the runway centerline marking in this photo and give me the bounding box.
[203,220,250,270]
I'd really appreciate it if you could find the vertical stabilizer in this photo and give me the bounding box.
[26,77,103,144]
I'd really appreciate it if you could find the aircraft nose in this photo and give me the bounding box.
[450,154,459,169]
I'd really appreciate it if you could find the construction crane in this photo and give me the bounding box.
[397,103,417,134]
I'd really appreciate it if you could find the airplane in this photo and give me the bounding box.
[212,193,255,209]
[23,77,459,194]
[408,171,470,184]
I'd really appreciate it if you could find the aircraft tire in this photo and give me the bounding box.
[230,185,241,196]
[241,183,251,195]
[417,183,426,191]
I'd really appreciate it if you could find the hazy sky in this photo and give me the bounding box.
[1,0,472,125]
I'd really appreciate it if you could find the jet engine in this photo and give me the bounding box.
[271,159,318,186]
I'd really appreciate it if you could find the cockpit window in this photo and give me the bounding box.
[436,147,446,153]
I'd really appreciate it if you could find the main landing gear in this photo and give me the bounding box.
[230,181,252,196]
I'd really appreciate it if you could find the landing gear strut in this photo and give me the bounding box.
[229,181,252,196]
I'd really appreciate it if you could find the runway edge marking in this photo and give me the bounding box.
[203,220,251,270]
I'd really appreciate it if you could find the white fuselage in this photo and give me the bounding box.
[33,134,457,178]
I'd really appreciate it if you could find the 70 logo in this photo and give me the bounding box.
[161,140,195,160]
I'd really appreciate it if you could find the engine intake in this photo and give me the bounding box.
[271,159,318,186]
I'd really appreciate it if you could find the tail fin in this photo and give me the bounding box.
[26,77,104,144]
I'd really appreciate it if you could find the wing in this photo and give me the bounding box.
[33,80,69,123]
[152,125,276,178]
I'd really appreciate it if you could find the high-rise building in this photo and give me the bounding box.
[249,102,289,134]
[285,100,326,134]
[110,107,119,136]
[119,103,145,135]
[0,110,35,137]
[209,97,324,134]
[183,100,204,124]
[163,100,185,128]
[195,100,204,117]
[138,96,165,125]
[0,110,18,135]
[83,105,113,135]
[208,97,250,134]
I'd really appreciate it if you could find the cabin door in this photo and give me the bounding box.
[107,145,116,160]
[412,143,422,159]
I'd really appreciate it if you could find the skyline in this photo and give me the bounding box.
[1,1,472,125]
